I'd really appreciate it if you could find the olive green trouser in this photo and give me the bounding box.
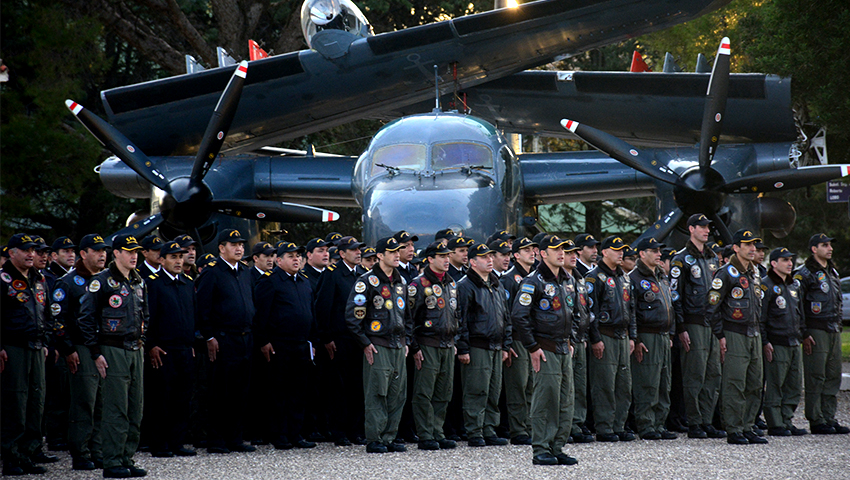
[631,333,671,436]
[363,345,407,445]
[570,341,587,437]
[681,323,722,426]
[530,350,573,457]
[100,346,144,469]
[0,345,45,464]
[68,345,103,459]
[503,341,533,438]
[460,347,503,439]
[589,335,631,435]
[721,331,762,435]
[412,345,454,441]
[802,329,842,428]
[763,343,802,430]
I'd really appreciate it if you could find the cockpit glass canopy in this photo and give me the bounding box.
[431,142,493,171]
[301,0,372,48]
[370,144,427,176]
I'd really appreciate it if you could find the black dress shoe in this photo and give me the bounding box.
[103,466,132,478]
[641,431,661,440]
[659,430,678,440]
[394,437,406,444]
[832,422,850,434]
[2,463,25,476]
[467,437,486,447]
[727,433,749,445]
[228,443,257,452]
[174,447,197,456]
[437,438,457,449]
[702,424,726,438]
[789,426,808,436]
[532,453,558,465]
[150,451,174,458]
[73,457,96,470]
[404,433,420,443]
[366,441,387,453]
[743,431,768,444]
[572,433,595,444]
[193,440,208,449]
[581,424,594,436]
[596,433,619,442]
[616,431,636,442]
[31,451,59,464]
[418,440,440,450]
[767,427,791,436]
[207,446,231,454]
[250,439,269,446]
[555,453,578,466]
[446,434,462,442]
[751,427,765,437]
[307,431,326,442]
[754,418,768,430]
[511,435,532,445]
[334,437,352,446]
[688,425,708,439]
[20,461,46,475]
[353,436,368,445]
[127,465,147,477]
[811,423,836,435]
[273,441,293,450]
[93,458,104,469]
[386,442,406,452]
[295,439,317,449]
[484,436,509,446]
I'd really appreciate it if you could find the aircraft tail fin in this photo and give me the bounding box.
[630,51,652,72]
[249,40,269,61]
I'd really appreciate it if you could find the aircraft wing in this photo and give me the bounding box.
[382,71,798,147]
[101,0,731,156]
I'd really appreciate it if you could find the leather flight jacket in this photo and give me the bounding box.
[629,260,675,337]
[79,262,148,358]
[707,255,763,339]
[408,267,460,352]
[457,270,511,354]
[586,261,637,343]
[0,264,51,350]
[760,269,803,346]
[572,270,592,343]
[511,262,584,355]
[793,256,843,334]
[671,240,720,332]
[52,259,97,355]
[346,266,411,349]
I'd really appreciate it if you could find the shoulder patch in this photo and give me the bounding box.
[264,271,272,276]
[520,283,535,294]
[148,275,157,280]
[185,274,193,281]
[88,279,101,293]
[671,260,683,268]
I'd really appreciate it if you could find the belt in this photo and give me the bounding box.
[637,326,670,335]
[598,325,620,338]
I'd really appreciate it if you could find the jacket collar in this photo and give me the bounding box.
[423,266,450,285]
[686,240,715,259]
[729,253,754,276]
[108,262,142,284]
[466,268,499,289]
[73,258,95,279]
[767,268,792,285]
[636,259,662,279]
[598,259,623,277]
[537,261,570,283]
[804,255,835,274]
[371,264,401,284]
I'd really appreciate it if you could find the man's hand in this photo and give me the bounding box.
[530,349,546,373]
[207,337,219,362]
[260,343,275,362]
[719,337,727,363]
[414,350,424,370]
[43,347,49,359]
[629,339,635,356]
[505,347,518,367]
[764,343,774,363]
[502,350,510,363]
[65,351,80,374]
[679,331,691,353]
[634,342,648,363]
[324,341,337,360]
[364,344,377,365]
[149,346,167,369]
[95,355,108,378]
[404,345,409,358]
[803,336,815,356]
[0,349,7,373]
[592,341,605,360]
[457,353,470,365]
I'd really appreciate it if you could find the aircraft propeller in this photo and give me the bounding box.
[562,37,850,245]
[67,61,339,245]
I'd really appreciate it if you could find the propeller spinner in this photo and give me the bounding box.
[67,61,339,244]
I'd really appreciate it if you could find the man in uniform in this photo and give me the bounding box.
[315,236,367,446]
[345,236,411,453]
[671,214,725,439]
[706,229,767,445]
[254,242,319,450]
[434,229,457,246]
[489,240,512,278]
[621,247,637,274]
[575,234,600,278]
[393,231,420,284]
[138,236,163,277]
[172,234,198,276]
[457,242,511,447]
[794,233,848,435]
[249,242,276,285]
[585,235,636,442]
[486,230,516,249]
[511,236,584,466]
[360,246,378,272]
[145,241,198,457]
[54,234,109,470]
[78,234,149,477]
[499,237,537,445]
[447,236,471,282]
[444,236,470,439]
[392,230,421,444]
[196,229,257,454]
[407,242,460,451]
[629,237,677,440]
[760,247,807,437]
[1,234,52,476]
[49,236,76,281]
[245,240,276,444]
[301,237,332,290]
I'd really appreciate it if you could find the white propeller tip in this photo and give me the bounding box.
[560,118,579,132]
[323,210,340,222]
[235,60,248,78]
[719,37,731,56]
[65,99,83,115]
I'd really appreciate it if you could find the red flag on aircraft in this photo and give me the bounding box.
[630,51,651,72]
[249,40,269,61]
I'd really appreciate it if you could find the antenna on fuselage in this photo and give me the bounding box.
[433,64,440,113]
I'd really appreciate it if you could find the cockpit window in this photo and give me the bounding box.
[431,142,493,171]
[370,144,427,176]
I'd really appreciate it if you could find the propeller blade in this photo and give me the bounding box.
[718,164,850,194]
[65,100,170,192]
[698,37,731,174]
[106,214,164,246]
[192,228,205,256]
[561,119,683,187]
[211,199,340,223]
[708,211,732,246]
[632,208,684,246]
[190,61,249,184]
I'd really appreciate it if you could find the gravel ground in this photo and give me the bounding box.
[39,391,850,480]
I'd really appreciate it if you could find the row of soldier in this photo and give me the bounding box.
[0,217,845,474]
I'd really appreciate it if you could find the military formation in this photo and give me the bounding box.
[0,217,846,475]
